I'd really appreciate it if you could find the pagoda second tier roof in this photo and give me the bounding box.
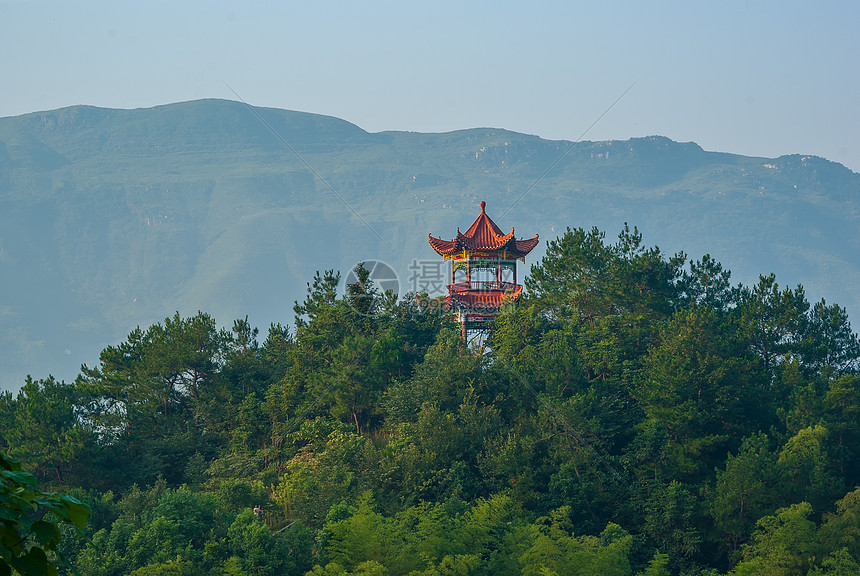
[446,285,523,312]
[429,201,539,257]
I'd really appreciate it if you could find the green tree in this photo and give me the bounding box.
[802,299,860,375]
[611,223,683,321]
[273,429,374,527]
[285,265,426,437]
[489,305,578,403]
[526,226,616,322]
[526,225,682,324]
[624,419,675,486]
[0,452,90,576]
[519,508,634,576]
[383,329,480,426]
[79,312,228,487]
[1,376,94,485]
[124,558,194,576]
[729,502,817,576]
[777,424,840,512]
[739,274,809,374]
[808,548,860,576]
[637,553,670,576]
[676,254,738,312]
[229,393,270,454]
[213,316,279,418]
[345,263,380,318]
[818,488,860,563]
[635,307,763,478]
[227,510,312,576]
[643,480,701,569]
[293,270,342,334]
[318,492,394,572]
[823,374,860,480]
[708,432,780,557]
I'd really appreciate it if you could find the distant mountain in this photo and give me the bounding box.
[1,99,858,390]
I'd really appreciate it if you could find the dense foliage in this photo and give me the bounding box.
[2,224,859,575]
[0,452,89,576]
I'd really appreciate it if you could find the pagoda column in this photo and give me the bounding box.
[466,257,471,289]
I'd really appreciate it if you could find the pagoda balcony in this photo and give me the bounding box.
[447,280,521,293]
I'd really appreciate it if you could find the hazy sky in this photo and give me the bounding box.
[3,0,858,172]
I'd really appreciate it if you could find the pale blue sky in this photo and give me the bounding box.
[2,0,858,171]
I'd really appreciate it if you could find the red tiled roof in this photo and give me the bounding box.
[447,284,523,311]
[428,201,539,258]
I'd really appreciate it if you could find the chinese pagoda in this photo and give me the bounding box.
[428,201,539,343]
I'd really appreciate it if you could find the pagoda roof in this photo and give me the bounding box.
[429,201,539,258]
[447,284,523,311]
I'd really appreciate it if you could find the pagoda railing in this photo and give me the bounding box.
[447,280,520,292]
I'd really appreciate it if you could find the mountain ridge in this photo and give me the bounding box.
[1,99,858,390]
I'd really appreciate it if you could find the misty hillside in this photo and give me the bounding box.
[1,99,858,390]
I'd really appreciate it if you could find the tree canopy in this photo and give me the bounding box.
[2,226,858,576]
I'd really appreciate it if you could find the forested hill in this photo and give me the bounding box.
[1,99,859,390]
[2,232,859,575]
